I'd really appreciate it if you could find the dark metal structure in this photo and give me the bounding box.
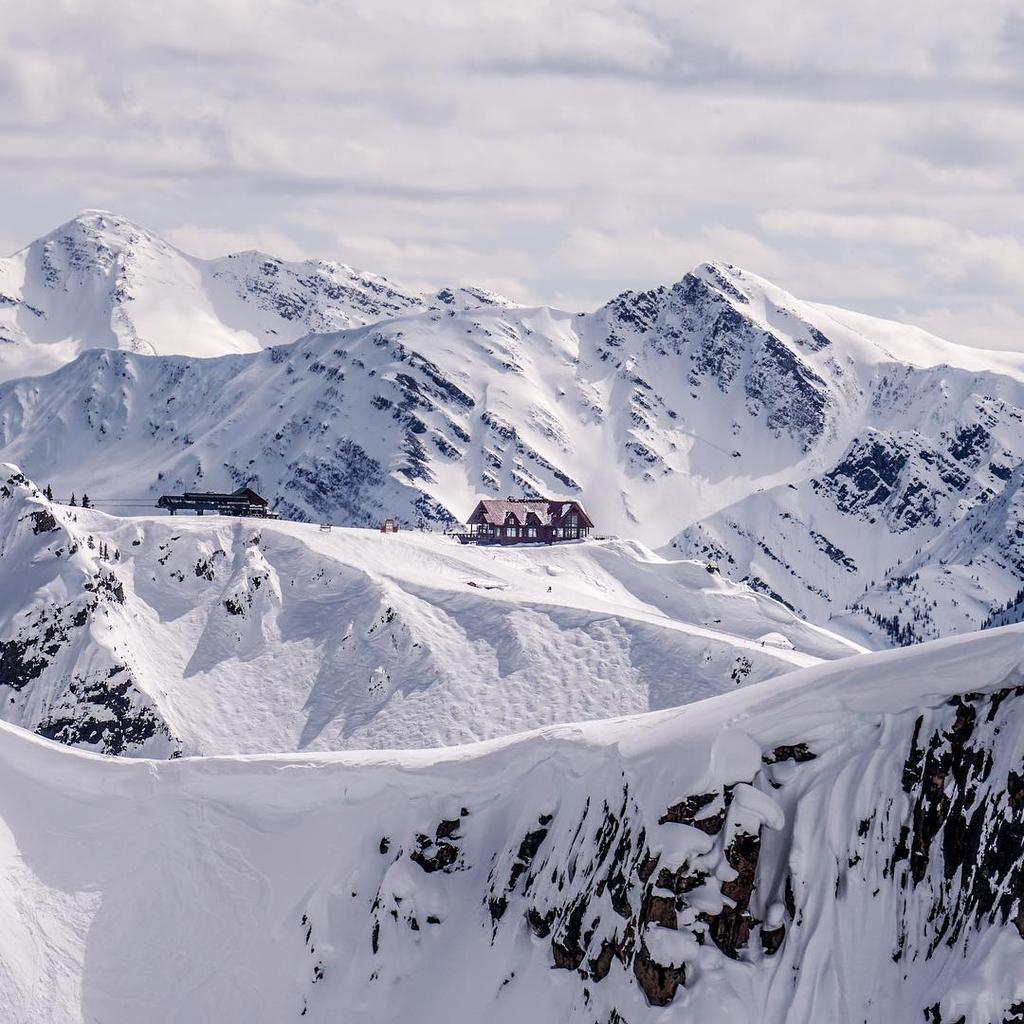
[156,486,277,518]
[458,497,593,544]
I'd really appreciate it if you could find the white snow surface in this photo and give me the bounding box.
[0,464,860,757]
[1,620,1023,1022]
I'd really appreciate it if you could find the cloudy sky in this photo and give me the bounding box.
[2,0,1023,348]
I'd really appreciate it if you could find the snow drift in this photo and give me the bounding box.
[0,623,1022,1022]
[0,464,858,757]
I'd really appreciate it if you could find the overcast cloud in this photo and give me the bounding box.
[1,0,1023,348]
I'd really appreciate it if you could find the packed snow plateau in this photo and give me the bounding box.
[0,622,1022,1022]
[0,465,859,757]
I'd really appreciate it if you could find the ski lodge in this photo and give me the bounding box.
[459,497,593,545]
[156,486,277,518]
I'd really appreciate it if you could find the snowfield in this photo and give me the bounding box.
[0,622,1022,1023]
[0,464,858,757]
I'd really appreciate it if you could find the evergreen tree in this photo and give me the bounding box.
[69,493,77,507]
[44,484,53,501]
[82,493,92,509]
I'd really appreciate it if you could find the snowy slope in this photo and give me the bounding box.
[0,211,511,380]
[594,266,1024,645]
[1,622,1022,1023]
[593,264,1024,644]
[677,405,1024,646]
[3,216,1024,648]
[0,465,859,757]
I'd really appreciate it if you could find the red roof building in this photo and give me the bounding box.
[462,497,593,544]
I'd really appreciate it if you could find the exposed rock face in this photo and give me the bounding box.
[892,688,1024,947]
[36,666,168,755]
[594,267,833,458]
[410,815,465,874]
[816,430,970,531]
[0,467,178,756]
[307,645,1024,1022]
[482,763,797,1012]
[679,409,1024,647]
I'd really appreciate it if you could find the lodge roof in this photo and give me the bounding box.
[467,497,594,528]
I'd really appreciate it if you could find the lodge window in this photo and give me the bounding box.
[527,526,537,538]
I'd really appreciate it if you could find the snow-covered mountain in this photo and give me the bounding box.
[589,265,1024,646]
[2,213,1023,1021]
[0,464,859,757]
[1,619,1022,1023]
[0,210,511,380]
[2,213,1024,649]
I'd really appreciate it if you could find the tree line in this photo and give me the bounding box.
[43,484,92,508]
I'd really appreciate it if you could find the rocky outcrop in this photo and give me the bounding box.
[0,467,179,756]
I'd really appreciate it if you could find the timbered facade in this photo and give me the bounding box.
[461,497,594,544]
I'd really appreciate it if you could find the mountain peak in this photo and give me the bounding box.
[688,260,774,304]
[76,207,120,220]
[692,258,740,279]
[62,209,146,236]
[28,209,166,261]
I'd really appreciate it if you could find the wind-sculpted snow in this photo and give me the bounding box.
[1,625,1023,1022]
[0,466,857,757]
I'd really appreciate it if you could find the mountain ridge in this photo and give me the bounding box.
[2,213,1024,650]
[0,210,515,380]
[1,618,1022,1022]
